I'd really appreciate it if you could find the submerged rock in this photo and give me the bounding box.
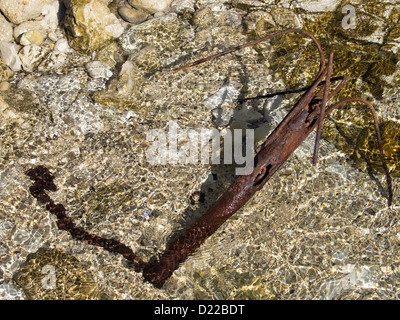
[119,13,194,56]
[118,6,149,24]
[13,248,102,300]
[0,59,13,82]
[85,60,113,79]
[292,0,341,12]
[0,13,13,43]
[64,0,124,54]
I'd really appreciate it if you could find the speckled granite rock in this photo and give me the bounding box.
[128,0,173,13]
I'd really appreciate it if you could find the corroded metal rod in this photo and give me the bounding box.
[142,32,393,287]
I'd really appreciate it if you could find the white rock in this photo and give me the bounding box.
[41,1,64,30]
[203,85,239,110]
[53,38,75,53]
[118,6,149,24]
[0,0,54,24]
[0,41,22,72]
[171,0,196,13]
[14,21,47,41]
[128,0,173,13]
[0,13,13,43]
[117,61,135,95]
[19,44,50,72]
[85,60,113,79]
[292,0,341,12]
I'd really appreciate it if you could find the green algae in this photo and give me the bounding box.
[13,248,103,300]
[322,114,400,177]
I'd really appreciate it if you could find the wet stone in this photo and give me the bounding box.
[13,248,103,300]
[118,6,149,24]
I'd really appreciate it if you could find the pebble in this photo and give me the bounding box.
[19,44,50,72]
[0,42,22,72]
[0,0,54,24]
[0,59,13,82]
[0,81,10,91]
[53,38,74,53]
[19,30,45,46]
[128,0,173,13]
[118,6,149,24]
[85,60,113,79]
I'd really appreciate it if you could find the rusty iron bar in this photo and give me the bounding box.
[142,30,393,287]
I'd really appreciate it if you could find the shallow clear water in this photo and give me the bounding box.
[1,0,400,300]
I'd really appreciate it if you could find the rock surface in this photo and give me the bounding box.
[118,6,149,24]
[128,0,173,13]
[0,0,55,24]
[0,42,22,71]
[64,0,124,54]
[0,13,13,43]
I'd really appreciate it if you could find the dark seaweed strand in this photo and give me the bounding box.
[25,165,146,272]
[326,98,393,208]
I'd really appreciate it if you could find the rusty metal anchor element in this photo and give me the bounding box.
[142,29,393,287]
[25,29,393,289]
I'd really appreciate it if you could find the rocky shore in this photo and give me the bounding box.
[0,0,399,300]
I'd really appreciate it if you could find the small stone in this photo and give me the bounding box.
[128,0,173,13]
[0,81,10,91]
[118,6,149,24]
[0,42,22,72]
[13,248,102,300]
[191,7,214,29]
[0,12,13,43]
[53,38,74,53]
[85,60,113,79]
[171,0,196,13]
[19,30,45,46]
